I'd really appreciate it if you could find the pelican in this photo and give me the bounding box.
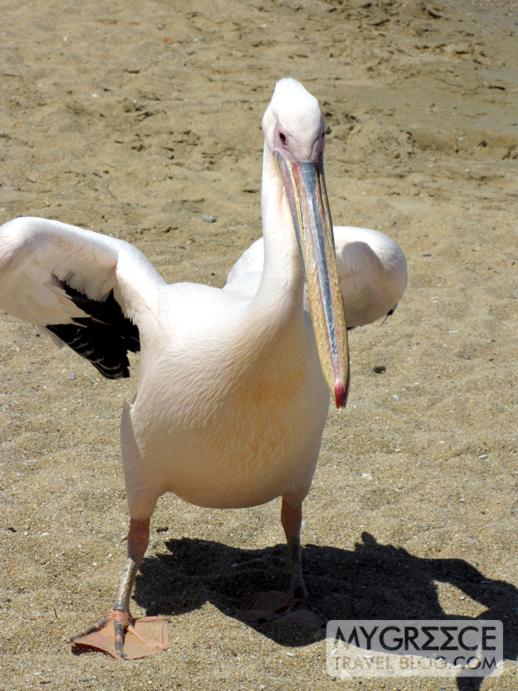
[0,79,407,659]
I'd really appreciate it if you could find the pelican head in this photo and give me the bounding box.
[263,79,350,408]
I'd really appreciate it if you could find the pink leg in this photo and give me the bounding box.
[114,519,150,616]
[281,498,307,601]
[70,518,169,659]
[242,498,323,625]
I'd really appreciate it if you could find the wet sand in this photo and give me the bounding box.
[1,1,517,688]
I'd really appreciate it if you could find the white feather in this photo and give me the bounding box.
[0,216,165,328]
[225,226,407,328]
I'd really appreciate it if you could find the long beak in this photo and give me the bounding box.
[276,152,350,408]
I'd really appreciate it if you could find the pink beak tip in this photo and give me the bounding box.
[334,380,349,409]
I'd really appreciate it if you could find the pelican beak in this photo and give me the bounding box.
[276,152,350,408]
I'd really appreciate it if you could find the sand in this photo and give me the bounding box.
[0,0,517,688]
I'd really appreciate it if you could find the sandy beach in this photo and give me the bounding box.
[1,0,517,688]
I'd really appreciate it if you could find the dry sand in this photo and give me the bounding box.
[0,0,517,689]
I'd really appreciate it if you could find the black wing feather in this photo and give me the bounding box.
[46,280,140,379]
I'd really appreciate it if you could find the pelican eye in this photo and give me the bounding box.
[279,131,288,147]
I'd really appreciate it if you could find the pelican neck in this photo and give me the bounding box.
[253,145,305,310]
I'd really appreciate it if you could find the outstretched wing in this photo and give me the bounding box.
[0,217,165,378]
[224,226,407,328]
[333,226,407,327]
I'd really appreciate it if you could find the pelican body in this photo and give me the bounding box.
[128,276,329,513]
[0,79,407,658]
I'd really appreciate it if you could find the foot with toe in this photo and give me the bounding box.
[71,608,169,659]
[242,590,325,627]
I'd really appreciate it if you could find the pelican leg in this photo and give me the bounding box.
[242,498,323,626]
[113,518,149,621]
[70,518,169,659]
[281,498,308,602]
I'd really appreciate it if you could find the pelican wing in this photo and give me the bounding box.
[225,226,407,328]
[0,217,165,378]
[224,237,264,302]
[333,226,407,327]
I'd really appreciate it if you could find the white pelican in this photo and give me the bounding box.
[0,79,407,659]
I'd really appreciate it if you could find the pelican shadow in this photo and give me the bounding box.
[134,532,517,688]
